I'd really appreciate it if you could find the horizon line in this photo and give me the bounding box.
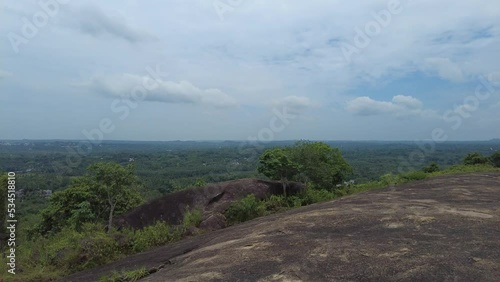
[1,138,499,143]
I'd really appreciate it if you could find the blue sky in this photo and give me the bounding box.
[1,0,499,141]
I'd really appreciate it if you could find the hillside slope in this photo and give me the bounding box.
[64,172,500,281]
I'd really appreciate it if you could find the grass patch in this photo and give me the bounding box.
[1,209,204,282]
[225,194,266,225]
[428,164,500,177]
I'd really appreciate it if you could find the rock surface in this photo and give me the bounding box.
[64,172,500,282]
[116,178,306,230]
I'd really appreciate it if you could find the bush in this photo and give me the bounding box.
[224,195,265,225]
[264,195,303,213]
[3,223,121,281]
[131,221,177,253]
[379,173,402,186]
[463,152,490,165]
[299,188,335,205]
[182,208,202,229]
[46,223,121,271]
[264,195,291,213]
[422,162,440,173]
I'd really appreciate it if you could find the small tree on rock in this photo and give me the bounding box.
[290,141,352,189]
[257,148,299,197]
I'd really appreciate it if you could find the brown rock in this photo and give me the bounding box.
[116,178,305,230]
[199,213,227,231]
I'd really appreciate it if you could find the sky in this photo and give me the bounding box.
[1,0,499,141]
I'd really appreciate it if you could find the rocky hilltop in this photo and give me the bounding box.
[65,172,500,281]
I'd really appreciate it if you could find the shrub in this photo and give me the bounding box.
[379,173,402,186]
[224,195,265,225]
[76,226,121,270]
[287,195,303,208]
[131,221,176,253]
[299,188,335,205]
[182,208,202,229]
[264,195,290,213]
[264,195,303,213]
[463,152,490,165]
[4,223,121,281]
[422,162,440,173]
[46,223,120,271]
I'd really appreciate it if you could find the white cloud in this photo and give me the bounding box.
[347,96,399,116]
[83,73,238,108]
[273,95,315,114]
[68,5,155,43]
[423,57,464,82]
[392,95,423,109]
[346,95,435,118]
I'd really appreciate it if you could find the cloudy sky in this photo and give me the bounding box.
[1,0,499,141]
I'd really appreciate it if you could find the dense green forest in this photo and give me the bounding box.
[1,139,499,194]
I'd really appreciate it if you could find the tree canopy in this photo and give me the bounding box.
[257,141,352,192]
[290,141,352,188]
[257,148,299,196]
[34,162,143,235]
[463,152,490,165]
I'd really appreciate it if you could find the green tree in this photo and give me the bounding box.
[86,162,143,231]
[463,152,490,165]
[35,162,144,235]
[257,148,299,197]
[491,151,500,168]
[290,141,352,189]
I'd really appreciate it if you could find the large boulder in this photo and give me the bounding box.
[116,178,305,231]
